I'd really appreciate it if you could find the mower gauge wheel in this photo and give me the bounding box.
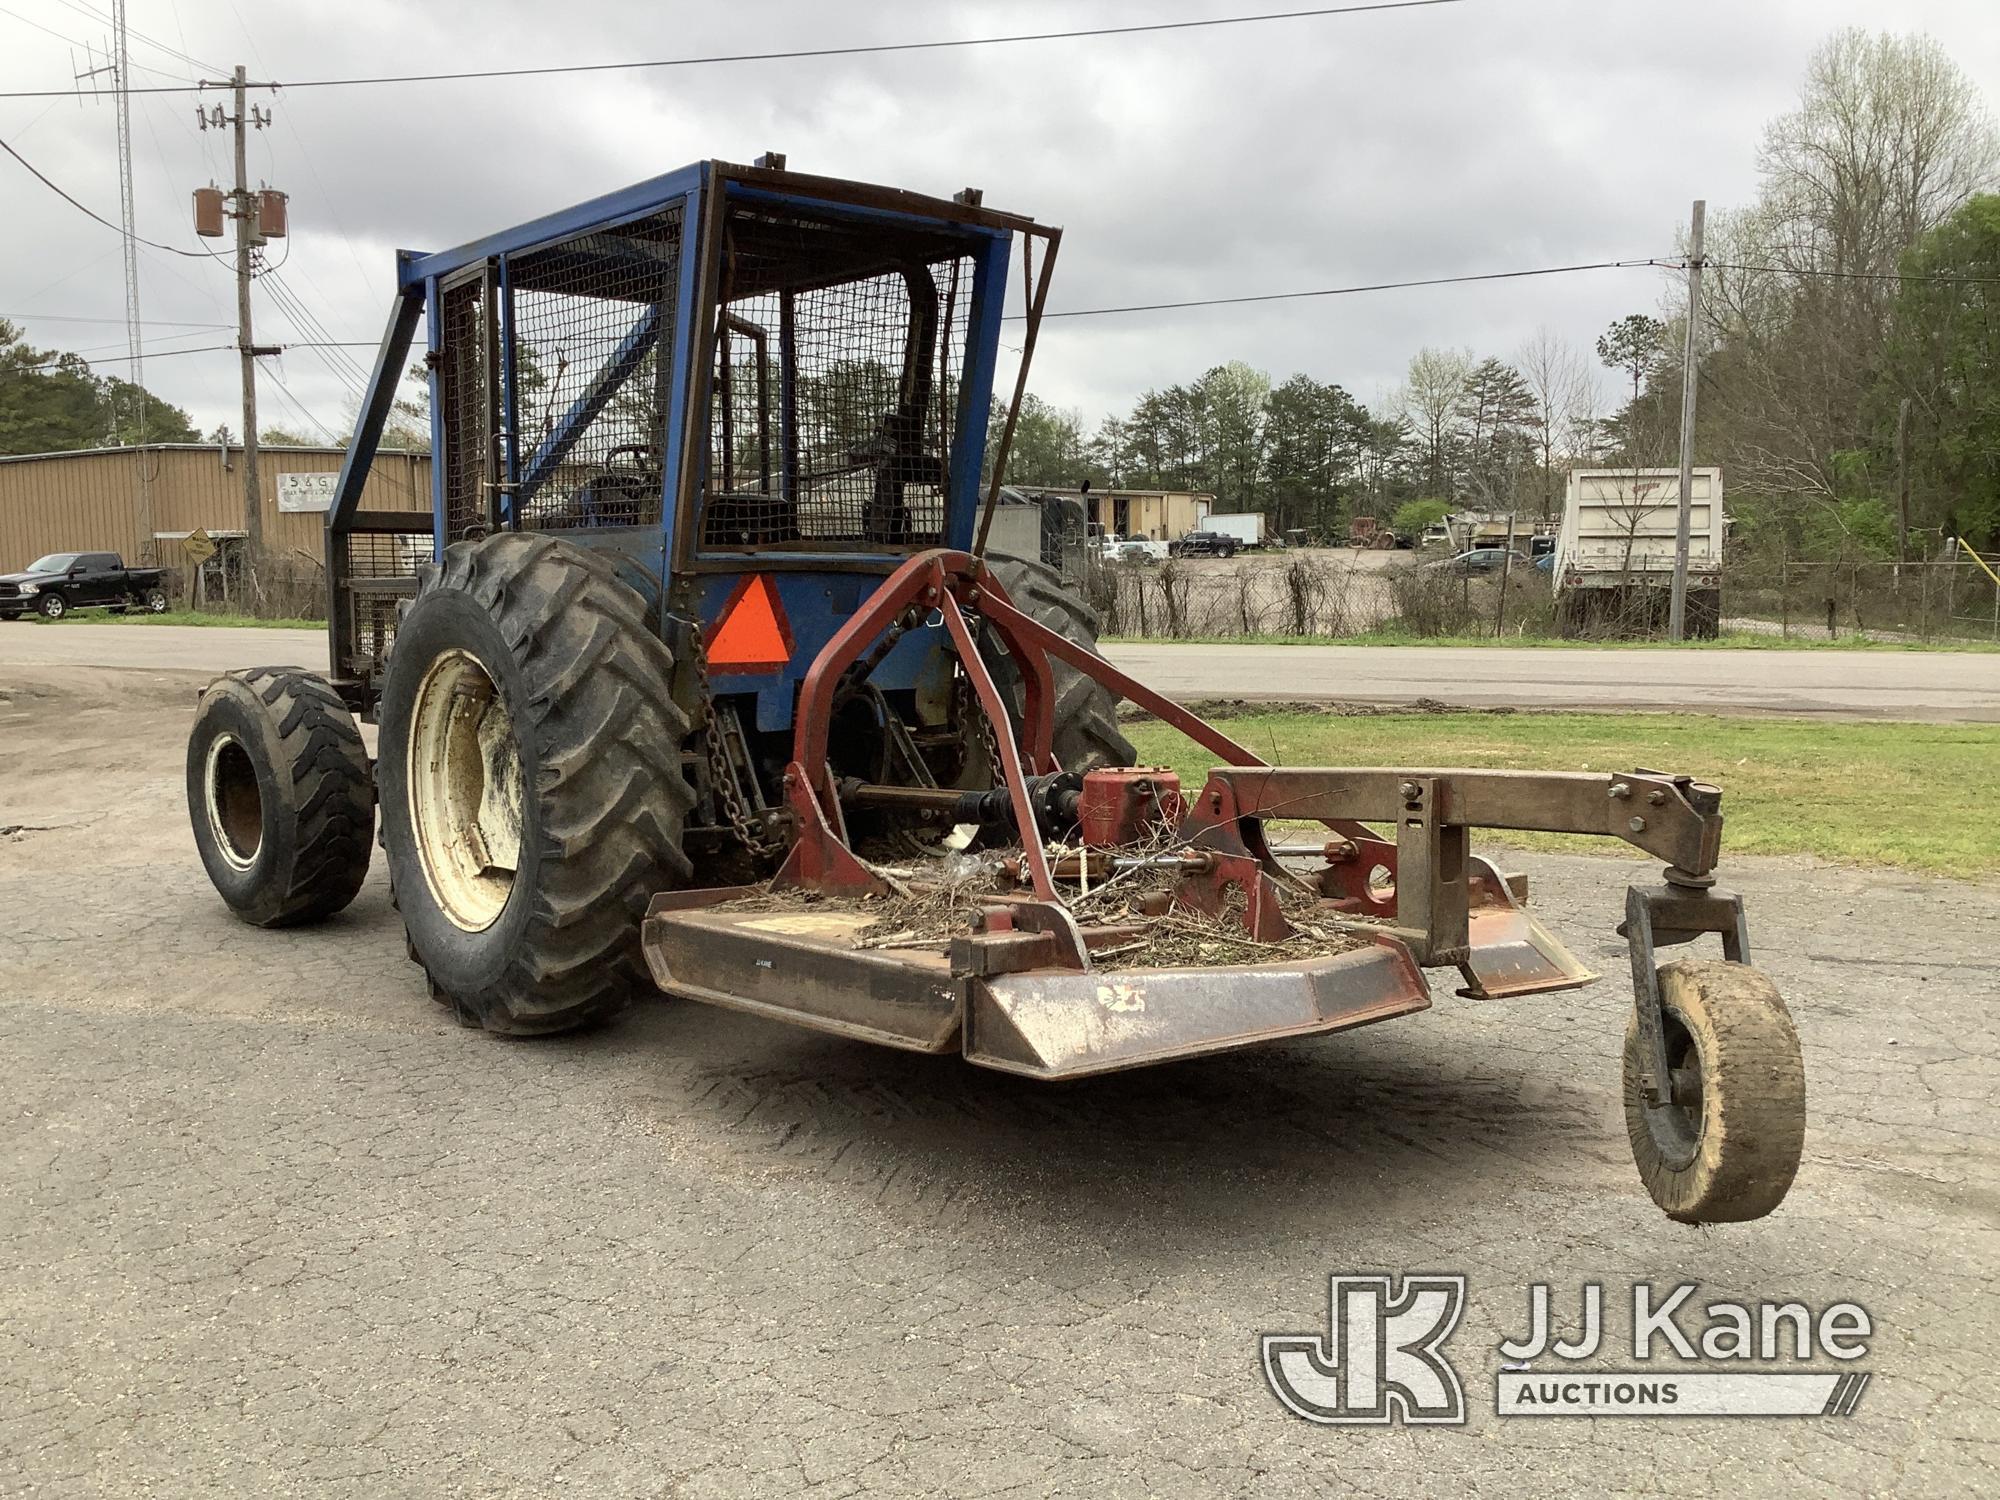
[1622,960,1805,1223]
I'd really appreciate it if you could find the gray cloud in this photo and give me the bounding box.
[3,0,1996,440]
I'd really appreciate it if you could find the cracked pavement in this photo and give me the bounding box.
[2,666,1996,1497]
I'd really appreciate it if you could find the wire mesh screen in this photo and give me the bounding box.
[337,529,435,680]
[701,200,975,551]
[437,276,490,543]
[506,207,683,530]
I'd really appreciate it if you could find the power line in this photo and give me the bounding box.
[0,133,215,257]
[262,363,341,443]
[46,0,227,76]
[0,3,88,51]
[0,0,1467,97]
[259,271,370,398]
[61,326,230,356]
[61,342,234,363]
[0,2,201,84]
[1018,258,1670,321]
[2,312,233,327]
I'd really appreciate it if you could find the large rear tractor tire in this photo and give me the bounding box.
[377,533,694,1036]
[1622,960,1805,1223]
[187,667,374,926]
[982,556,1136,772]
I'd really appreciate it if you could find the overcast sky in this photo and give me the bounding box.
[3,0,1997,445]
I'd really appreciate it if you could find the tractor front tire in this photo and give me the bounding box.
[377,533,694,1036]
[1622,960,1805,1224]
[187,667,374,926]
[982,556,1136,771]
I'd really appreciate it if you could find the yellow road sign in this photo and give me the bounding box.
[181,528,216,565]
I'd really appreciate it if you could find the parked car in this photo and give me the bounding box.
[1173,530,1239,559]
[1423,547,1517,577]
[0,552,170,620]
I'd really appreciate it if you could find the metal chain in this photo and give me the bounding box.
[691,603,1004,856]
[955,611,1007,780]
[688,618,786,860]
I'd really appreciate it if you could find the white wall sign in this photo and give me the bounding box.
[276,471,338,512]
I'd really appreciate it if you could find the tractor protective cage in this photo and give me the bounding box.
[318,159,1051,715]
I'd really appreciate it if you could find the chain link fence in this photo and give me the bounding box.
[1095,552,1558,640]
[1090,551,2000,644]
[1723,558,2000,642]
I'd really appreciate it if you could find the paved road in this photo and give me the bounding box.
[2,666,1994,1496]
[1104,641,2000,720]
[5,620,1999,719]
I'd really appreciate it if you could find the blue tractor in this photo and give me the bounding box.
[185,159,1805,1224]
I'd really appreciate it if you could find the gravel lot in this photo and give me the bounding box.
[3,665,1996,1497]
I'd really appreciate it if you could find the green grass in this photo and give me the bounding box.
[1125,710,2000,878]
[13,610,324,629]
[1104,629,2000,652]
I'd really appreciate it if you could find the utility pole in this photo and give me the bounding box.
[230,65,263,573]
[1895,396,1913,577]
[1494,512,1516,637]
[1668,199,1705,644]
[197,68,280,583]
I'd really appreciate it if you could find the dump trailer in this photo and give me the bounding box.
[184,161,1804,1224]
[1555,468,1725,637]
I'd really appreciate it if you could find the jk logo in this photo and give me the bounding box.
[1262,1274,1468,1425]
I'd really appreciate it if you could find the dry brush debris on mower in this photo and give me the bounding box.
[180,158,1805,1224]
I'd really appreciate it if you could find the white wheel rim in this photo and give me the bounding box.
[407,647,522,932]
[204,732,263,870]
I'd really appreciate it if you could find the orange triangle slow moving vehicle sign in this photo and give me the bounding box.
[705,574,795,674]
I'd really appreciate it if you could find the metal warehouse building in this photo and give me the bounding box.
[1039,487,1213,542]
[0,442,431,575]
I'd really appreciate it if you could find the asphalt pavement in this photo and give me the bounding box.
[2,664,1995,1497]
[4,619,1998,719]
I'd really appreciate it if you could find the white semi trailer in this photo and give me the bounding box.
[1553,468,1724,637]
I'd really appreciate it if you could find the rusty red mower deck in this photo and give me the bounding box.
[642,551,1716,1083]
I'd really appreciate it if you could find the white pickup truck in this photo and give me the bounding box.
[1100,534,1170,565]
[1553,468,1724,637]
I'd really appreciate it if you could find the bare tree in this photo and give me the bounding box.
[1517,328,1591,519]
[1760,30,1998,285]
[1700,30,2000,509]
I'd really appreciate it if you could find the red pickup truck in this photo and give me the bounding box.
[0,551,170,620]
